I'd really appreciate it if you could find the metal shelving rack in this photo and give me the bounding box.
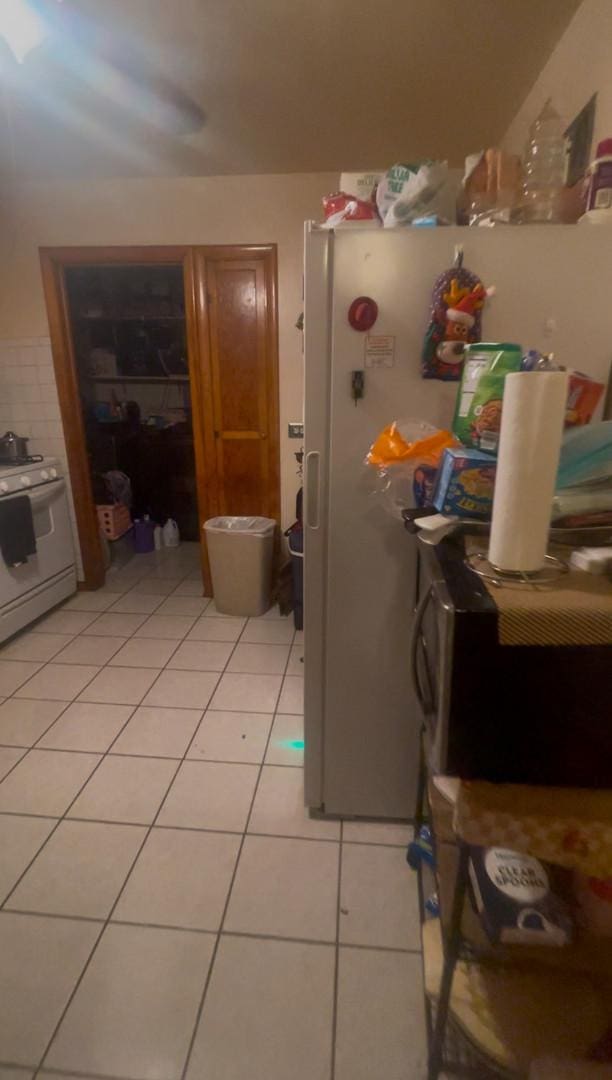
[414,743,515,1080]
[412,735,612,1080]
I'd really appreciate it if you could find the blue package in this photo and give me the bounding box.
[413,464,438,508]
[433,446,496,520]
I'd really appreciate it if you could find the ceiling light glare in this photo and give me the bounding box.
[1,0,48,63]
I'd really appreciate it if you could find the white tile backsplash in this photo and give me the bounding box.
[38,365,57,384]
[21,386,43,404]
[18,346,41,365]
[0,336,83,580]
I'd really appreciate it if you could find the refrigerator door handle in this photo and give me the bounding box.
[305,451,321,530]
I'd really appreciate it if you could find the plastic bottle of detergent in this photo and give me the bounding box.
[132,517,155,553]
[162,518,180,548]
[521,99,566,223]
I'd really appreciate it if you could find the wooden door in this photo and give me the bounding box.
[197,246,280,521]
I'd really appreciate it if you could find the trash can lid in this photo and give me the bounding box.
[204,516,276,535]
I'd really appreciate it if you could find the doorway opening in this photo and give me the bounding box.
[40,245,280,594]
[65,262,199,554]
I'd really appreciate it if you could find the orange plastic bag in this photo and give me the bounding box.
[367,422,456,468]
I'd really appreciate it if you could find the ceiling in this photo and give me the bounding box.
[0,0,581,179]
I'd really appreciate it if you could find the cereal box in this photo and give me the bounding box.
[433,447,497,520]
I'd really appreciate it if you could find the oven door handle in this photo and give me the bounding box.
[410,585,434,715]
[2,479,65,505]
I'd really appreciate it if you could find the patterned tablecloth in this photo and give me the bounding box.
[454,781,612,878]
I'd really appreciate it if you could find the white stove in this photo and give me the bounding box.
[0,457,61,496]
[0,456,77,643]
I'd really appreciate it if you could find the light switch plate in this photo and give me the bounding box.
[288,422,304,439]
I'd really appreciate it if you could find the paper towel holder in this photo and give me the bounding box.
[466,551,568,588]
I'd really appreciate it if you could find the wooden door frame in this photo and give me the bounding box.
[39,244,214,591]
[39,243,280,592]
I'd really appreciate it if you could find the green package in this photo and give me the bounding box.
[453,342,522,454]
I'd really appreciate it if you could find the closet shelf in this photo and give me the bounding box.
[86,375,189,384]
[77,314,185,322]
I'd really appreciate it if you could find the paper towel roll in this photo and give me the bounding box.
[488,370,568,572]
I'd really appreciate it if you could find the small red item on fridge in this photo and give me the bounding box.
[348,296,378,332]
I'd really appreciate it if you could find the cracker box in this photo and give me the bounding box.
[433,447,496,520]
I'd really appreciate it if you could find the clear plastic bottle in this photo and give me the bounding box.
[521,99,566,223]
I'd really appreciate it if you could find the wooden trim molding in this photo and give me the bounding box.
[183,249,214,594]
[40,249,106,589]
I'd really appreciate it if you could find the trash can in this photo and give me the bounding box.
[286,522,303,630]
[204,516,276,616]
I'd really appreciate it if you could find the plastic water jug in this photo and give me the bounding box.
[162,518,180,547]
[522,99,565,223]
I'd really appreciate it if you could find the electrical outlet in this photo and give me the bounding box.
[288,422,304,439]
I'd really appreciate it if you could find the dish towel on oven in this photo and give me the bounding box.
[0,495,36,567]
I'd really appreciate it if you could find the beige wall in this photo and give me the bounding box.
[0,172,335,545]
[502,0,612,156]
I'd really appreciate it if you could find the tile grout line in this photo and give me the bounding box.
[0,909,421,955]
[1,697,294,715]
[33,660,225,1077]
[1,745,299,763]
[0,657,148,909]
[0,567,209,775]
[0,602,297,792]
[5,1063,172,1080]
[0,809,406,848]
[221,929,420,955]
[177,621,295,1080]
[0,693,144,909]
[1,563,207,1060]
[2,589,293,726]
[330,819,343,1080]
[0,560,312,1078]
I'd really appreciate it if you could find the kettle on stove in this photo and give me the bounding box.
[0,431,30,462]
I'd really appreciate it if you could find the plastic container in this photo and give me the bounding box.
[585,137,612,211]
[287,522,303,630]
[96,503,131,541]
[204,516,276,616]
[521,99,565,223]
[153,524,163,550]
[162,518,180,548]
[579,207,612,224]
[133,518,155,553]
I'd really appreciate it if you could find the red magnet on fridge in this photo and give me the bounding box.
[348,296,378,332]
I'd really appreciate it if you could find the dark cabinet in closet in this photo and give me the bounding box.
[65,263,198,541]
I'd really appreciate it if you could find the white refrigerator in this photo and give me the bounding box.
[302,222,612,820]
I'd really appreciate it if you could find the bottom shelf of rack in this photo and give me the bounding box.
[422,918,610,1078]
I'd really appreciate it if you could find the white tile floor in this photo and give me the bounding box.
[0,543,426,1080]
